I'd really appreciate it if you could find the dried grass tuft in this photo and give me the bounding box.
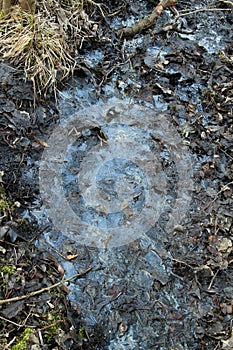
[0,0,99,95]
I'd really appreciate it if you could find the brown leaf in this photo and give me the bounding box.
[66,254,79,261]
[222,331,233,349]
[36,139,48,147]
[119,323,128,337]
[57,264,65,276]
[217,237,232,253]
[2,300,24,319]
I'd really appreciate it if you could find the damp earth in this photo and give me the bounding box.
[0,1,233,349]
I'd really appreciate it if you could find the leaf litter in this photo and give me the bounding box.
[0,0,233,349]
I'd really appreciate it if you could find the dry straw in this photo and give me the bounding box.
[0,0,98,95]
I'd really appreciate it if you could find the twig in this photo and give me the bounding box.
[177,8,232,17]
[117,0,177,37]
[0,315,35,328]
[38,320,63,332]
[5,336,17,350]
[28,225,50,244]
[97,292,122,315]
[38,330,44,346]
[212,181,233,204]
[214,217,219,236]
[168,255,193,269]
[213,343,221,350]
[156,7,232,37]
[86,0,106,18]
[107,7,124,18]
[0,266,93,305]
[37,236,69,260]
[204,181,233,210]
[208,269,219,290]
[219,0,233,5]
[218,145,233,161]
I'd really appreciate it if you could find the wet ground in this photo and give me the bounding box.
[0,0,233,349]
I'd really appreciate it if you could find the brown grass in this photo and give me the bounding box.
[0,0,99,95]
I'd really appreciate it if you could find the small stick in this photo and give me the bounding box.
[5,336,17,349]
[28,225,50,244]
[169,255,193,269]
[0,315,34,328]
[177,8,232,17]
[38,320,63,332]
[117,0,177,37]
[86,0,106,18]
[0,266,93,305]
[212,181,233,204]
[208,269,219,290]
[218,146,233,161]
[204,181,233,209]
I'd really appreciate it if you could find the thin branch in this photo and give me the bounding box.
[169,255,193,269]
[178,8,232,17]
[218,146,233,161]
[204,181,233,209]
[212,181,233,204]
[0,315,35,328]
[0,266,93,305]
[208,269,219,290]
[86,0,106,18]
[5,336,17,350]
[38,320,63,332]
[219,0,233,5]
[117,0,177,37]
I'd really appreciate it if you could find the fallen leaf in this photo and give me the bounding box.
[119,323,128,337]
[36,139,48,147]
[222,330,233,349]
[217,237,232,253]
[2,301,24,319]
[66,254,79,261]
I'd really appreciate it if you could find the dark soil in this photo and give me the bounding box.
[0,1,233,349]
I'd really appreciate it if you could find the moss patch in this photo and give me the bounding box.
[11,328,33,350]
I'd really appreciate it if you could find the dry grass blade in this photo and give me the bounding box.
[0,7,75,95]
[0,1,99,96]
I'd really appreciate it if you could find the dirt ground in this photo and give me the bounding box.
[0,0,233,349]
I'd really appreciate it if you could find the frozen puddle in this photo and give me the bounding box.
[35,100,196,348]
[39,100,193,249]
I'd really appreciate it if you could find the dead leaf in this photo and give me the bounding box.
[60,284,70,294]
[66,253,79,261]
[217,237,232,253]
[36,139,48,147]
[119,323,128,337]
[2,301,24,319]
[222,331,233,350]
[57,264,65,276]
